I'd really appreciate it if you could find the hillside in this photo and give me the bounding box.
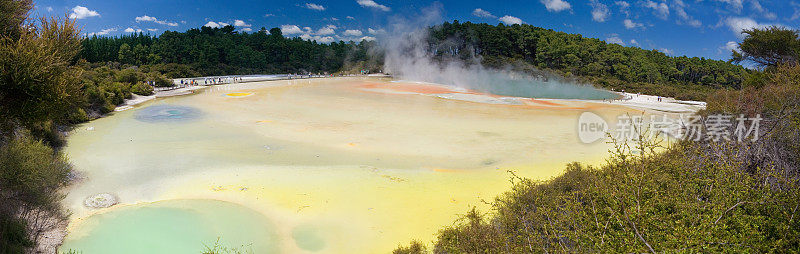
[424,21,751,100]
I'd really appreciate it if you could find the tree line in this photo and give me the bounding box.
[79,26,378,76]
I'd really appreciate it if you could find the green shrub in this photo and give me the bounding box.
[742,71,769,89]
[67,108,90,124]
[147,72,173,87]
[81,65,171,114]
[85,83,117,114]
[131,82,154,96]
[115,68,145,84]
[0,134,73,252]
[393,240,428,254]
[0,134,73,209]
[98,82,130,104]
[27,120,66,148]
[0,216,33,254]
[201,238,252,254]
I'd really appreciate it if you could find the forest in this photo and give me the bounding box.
[79,26,378,76]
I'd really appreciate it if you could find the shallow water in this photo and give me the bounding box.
[60,77,645,253]
[459,72,617,100]
[60,199,278,253]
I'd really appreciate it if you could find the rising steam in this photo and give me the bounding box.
[378,6,616,100]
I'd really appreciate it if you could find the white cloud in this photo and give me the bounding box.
[136,16,157,22]
[265,13,275,17]
[318,36,335,43]
[46,6,53,12]
[343,29,363,36]
[606,34,625,45]
[301,34,336,43]
[124,27,141,33]
[136,15,178,27]
[305,3,326,11]
[472,8,496,18]
[630,39,638,45]
[720,41,741,54]
[331,17,339,21]
[590,0,610,22]
[659,48,674,55]
[724,17,772,39]
[281,25,304,35]
[69,6,100,19]
[713,0,774,19]
[749,0,776,20]
[359,36,376,41]
[714,0,744,11]
[317,25,337,35]
[346,16,355,20]
[540,0,572,12]
[624,19,643,29]
[88,28,116,36]
[499,15,523,25]
[615,1,630,16]
[357,0,390,11]
[241,27,253,32]
[673,0,701,27]
[643,0,669,19]
[791,2,800,20]
[368,28,385,34]
[203,21,230,28]
[147,28,158,32]
[234,20,251,27]
[204,21,220,28]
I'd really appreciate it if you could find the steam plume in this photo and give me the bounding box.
[378,6,616,100]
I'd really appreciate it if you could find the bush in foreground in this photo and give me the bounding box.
[0,134,73,253]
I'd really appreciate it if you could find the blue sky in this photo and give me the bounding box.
[31,0,799,60]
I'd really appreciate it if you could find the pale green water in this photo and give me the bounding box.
[60,199,280,253]
[472,75,618,100]
[292,225,326,251]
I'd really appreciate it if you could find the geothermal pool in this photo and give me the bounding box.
[60,77,652,253]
